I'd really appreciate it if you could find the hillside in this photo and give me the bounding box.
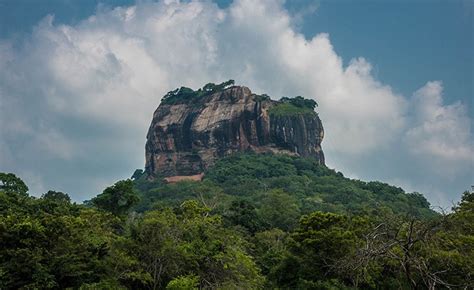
[134,153,435,223]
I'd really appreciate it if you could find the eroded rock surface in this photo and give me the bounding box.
[145,84,324,177]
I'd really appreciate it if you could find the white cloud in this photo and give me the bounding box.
[0,0,471,206]
[405,81,473,164]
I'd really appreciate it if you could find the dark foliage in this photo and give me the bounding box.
[160,80,235,105]
[1,155,471,289]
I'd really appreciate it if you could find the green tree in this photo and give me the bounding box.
[131,169,144,180]
[42,190,71,203]
[425,191,474,288]
[342,203,473,289]
[258,189,300,231]
[118,200,264,289]
[36,191,78,216]
[0,173,31,215]
[92,179,139,216]
[253,229,290,288]
[0,172,28,196]
[0,197,120,289]
[166,275,199,290]
[275,212,365,288]
[223,199,263,233]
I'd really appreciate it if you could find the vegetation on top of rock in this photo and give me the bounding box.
[160,80,235,105]
[269,96,318,117]
[254,94,271,102]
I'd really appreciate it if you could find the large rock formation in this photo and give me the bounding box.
[145,81,324,177]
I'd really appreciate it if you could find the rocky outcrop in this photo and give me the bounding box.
[145,83,324,177]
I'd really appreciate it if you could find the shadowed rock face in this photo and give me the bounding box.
[145,85,324,177]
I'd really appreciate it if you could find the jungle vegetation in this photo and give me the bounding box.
[0,154,472,289]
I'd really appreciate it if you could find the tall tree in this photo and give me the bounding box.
[92,180,139,216]
[0,172,29,196]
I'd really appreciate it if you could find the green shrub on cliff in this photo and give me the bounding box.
[269,96,318,117]
[161,80,235,105]
[281,96,318,109]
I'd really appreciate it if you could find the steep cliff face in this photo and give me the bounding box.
[145,83,324,177]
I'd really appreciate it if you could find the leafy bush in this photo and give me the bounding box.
[161,80,235,105]
[281,95,318,109]
[269,96,318,117]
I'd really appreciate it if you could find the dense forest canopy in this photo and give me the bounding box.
[135,153,435,220]
[1,154,472,289]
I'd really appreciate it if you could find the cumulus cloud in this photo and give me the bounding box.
[0,0,471,206]
[406,81,473,164]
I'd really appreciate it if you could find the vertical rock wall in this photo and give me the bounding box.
[145,85,324,177]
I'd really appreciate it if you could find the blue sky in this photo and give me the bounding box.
[0,0,472,208]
